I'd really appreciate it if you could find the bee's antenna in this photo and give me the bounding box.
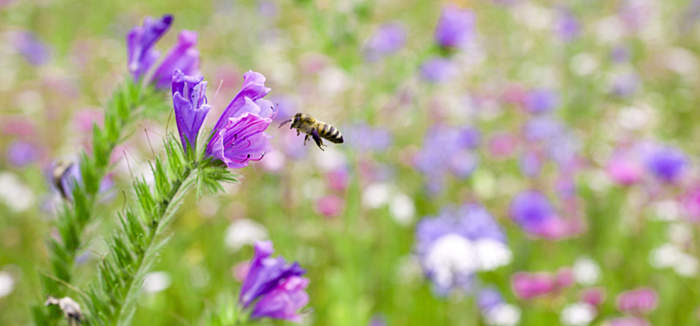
[278,119,292,128]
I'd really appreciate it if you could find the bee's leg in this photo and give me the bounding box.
[297,130,300,136]
[304,134,309,146]
[311,129,325,151]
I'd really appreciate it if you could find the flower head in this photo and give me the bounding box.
[364,22,406,62]
[419,57,456,83]
[416,205,509,294]
[193,71,275,168]
[435,5,475,49]
[13,31,50,65]
[151,31,200,89]
[171,70,210,153]
[240,241,308,322]
[524,88,559,114]
[126,15,173,81]
[644,145,687,183]
[616,287,658,314]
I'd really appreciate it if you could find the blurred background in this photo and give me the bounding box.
[2,0,700,325]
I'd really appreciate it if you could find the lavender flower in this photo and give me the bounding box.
[434,5,475,49]
[644,145,687,183]
[415,126,480,192]
[415,204,510,294]
[555,9,580,42]
[510,190,570,239]
[126,15,173,81]
[240,241,308,322]
[419,57,456,83]
[6,140,39,167]
[171,70,210,153]
[343,123,393,152]
[363,22,406,62]
[524,88,559,114]
[151,31,200,89]
[13,31,50,65]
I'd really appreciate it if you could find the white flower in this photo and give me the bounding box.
[0,172,34,213]
[142,271,171,293]
[389,193,415,226]
[560,302,596,326]
[424,234,479,290]
[313,147,346,171]
[0,271,15,298]
[650,243,682,268]
[362,183,391,209]
[573,257,600,285]
[485,303,521,326]
[474,239,512,271]
[570,53,598,76]
[675,254,699,277]
[224,219,268,251]
[652,200,680,221]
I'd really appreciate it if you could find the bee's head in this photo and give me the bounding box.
[290,113,305,128]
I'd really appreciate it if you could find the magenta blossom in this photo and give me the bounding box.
[205,71,275,168]
[616,287,658,314]
[605,316,651,326]
[240,241,308,322]
[511,268,573,300]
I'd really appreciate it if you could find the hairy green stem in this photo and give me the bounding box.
[35,81,161,324]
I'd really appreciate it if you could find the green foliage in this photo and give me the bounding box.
[82,137,235,325]
[36,80,165,323]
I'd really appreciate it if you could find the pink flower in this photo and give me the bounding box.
[581,287,606,307]
[616,287,658,314]
[315,195,345,218]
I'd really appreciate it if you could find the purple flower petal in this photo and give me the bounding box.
[151,30,200,89]
[171,70,210,153]
[126,15,173,81]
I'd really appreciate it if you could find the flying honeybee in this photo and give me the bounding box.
[279,113,343,150]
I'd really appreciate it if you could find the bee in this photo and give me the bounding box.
[279,113,343,150]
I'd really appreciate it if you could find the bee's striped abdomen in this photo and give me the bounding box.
[318,123,344,144]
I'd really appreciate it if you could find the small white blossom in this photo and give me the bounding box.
[362,183,391,209]
[424,234,479,290]
[389,193,415,226]
[142,271,171,293]
[0,271,14,298]
[0,172,35,213]
[560,302,596,326]
[224,219,268,251]
[573,257,601,285]
[485,303,521,326]
[474,239,512,271]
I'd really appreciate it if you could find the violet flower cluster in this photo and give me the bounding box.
[127,15,200,89]
[239,241,309,322]
[415,204,511,295]
[414,126,480,193]
[171,69,275,167]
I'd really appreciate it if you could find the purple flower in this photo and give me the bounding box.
[644,145,687,183]
[434,5,475,49]
[151,31,200,89]
[610,72,639,97]
[415,126,480,193]
[419,57,456,83]
[524,88,559,114]
[478,288,503,312]
[212,71,274,132]
[364,22,406,62]
[343,123,393,152]
[13,31,50,65]
[555,9,580,42]
[415,204,508,294]
[6,140,39,167]
[616,287,658,314]
[171,70,210,153]
[126,15,173,81]
[510,190,571,238]
[204,71,275,168]
[519,150,542,177]
[240,241,308,322]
